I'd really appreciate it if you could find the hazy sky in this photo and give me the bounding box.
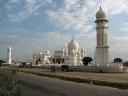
[0,0,128,61]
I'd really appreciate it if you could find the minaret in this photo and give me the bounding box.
[7,47,12,64]
[95,7,109,66]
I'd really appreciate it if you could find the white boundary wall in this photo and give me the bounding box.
[70,66,128,73]
[32,63,128,73]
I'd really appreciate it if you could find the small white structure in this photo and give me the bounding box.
[7,47,12,64]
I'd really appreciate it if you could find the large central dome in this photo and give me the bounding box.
[68,39,79,50]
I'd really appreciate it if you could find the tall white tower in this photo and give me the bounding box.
[95,7,109,66]
[7,47,12,64]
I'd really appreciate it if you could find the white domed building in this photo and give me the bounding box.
[65,39,86,66]
[32,39,86,66]
[50,39,86,66]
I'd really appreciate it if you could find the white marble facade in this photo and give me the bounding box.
[7,47,12,64]
[32,50,50,66]
[32,39,86,66]
[95,7,109,66]
[65,39,86,66]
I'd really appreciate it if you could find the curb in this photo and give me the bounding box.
[21,70,128,89]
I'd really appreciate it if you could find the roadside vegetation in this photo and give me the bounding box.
[0,68,25,96]
[123,61,128,67]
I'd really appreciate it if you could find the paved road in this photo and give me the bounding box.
[0,71,128,96]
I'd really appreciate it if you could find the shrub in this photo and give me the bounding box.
[82,57,93,66]
[0,68,25,96]
[123,61,128,67]
[113,58,123,63]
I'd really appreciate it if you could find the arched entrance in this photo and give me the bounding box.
[36,58,41,65]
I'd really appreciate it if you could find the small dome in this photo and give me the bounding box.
[96,7,106,19]
[61,49,64,52]
[45,50,50,54]
[68,39,79,50]
[39,52,42,55]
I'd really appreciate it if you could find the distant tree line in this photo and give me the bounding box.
[81,57,128,67]
[0,60,5,67]
[113,57,128,67]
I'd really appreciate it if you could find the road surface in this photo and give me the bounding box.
[0,71,128,96]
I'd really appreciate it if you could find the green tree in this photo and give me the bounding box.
[82,56,93,66]
[113,58,123,63]
[0,60,5,66]
[123,61,128,67]
[0,68,25,96]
